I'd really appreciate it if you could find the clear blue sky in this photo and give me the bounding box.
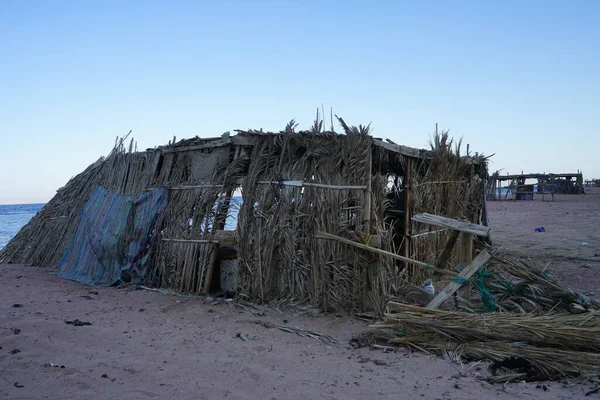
[1,0,598,204]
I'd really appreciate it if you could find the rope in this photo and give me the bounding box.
[451,268,497,312]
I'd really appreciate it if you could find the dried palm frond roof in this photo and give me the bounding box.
[153,115,488,166]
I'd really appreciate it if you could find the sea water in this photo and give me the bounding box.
[0,203,45,250]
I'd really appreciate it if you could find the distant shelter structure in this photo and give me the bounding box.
[487,171,584,202]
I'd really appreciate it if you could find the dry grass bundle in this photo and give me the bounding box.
[366,302,600,381]
[483,254,600,313]
[381,303,600,351]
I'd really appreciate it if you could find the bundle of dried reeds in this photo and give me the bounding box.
[382,302,600,350]
[366,302,600,381]
[464,254,600,313]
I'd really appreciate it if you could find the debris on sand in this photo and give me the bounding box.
[101,373,116,382]
[239,319,339,345]
[43,362,66,368]
[64,319,92,326]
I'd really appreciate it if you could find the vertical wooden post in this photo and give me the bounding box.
[541,175,544,202]
[363,145,372,234]
[215,145,242,231]
[459,233,474,265]
[480,181,492,245]
[455,231,474,306]
[436,230,460,270]
[403,158,412,262]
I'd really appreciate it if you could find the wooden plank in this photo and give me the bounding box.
[214,230,236,245]
[162,138,233,153]
[372,139,427,159]
[426,251,491,309]
[412,213,490,237]
[231,135,256,146]
[315,232,456,276]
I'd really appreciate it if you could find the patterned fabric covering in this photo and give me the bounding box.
[57,186,168,286]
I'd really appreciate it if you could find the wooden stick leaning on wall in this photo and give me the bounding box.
[315,232,456,276]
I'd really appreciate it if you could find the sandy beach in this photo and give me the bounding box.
[487,187,600,294]
[1,189,600,399]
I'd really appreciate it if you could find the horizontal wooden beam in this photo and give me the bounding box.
[161,138,233,153]
[372,139,428,159]
[214,230,236,245]
[412,213,490,237]
[257,180,366,190]
[145,184,224,191]
[161,238,219,244]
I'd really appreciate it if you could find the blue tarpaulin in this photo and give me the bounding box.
[57,186,168,286]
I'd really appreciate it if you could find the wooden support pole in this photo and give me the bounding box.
[202,243,218,293]
[403,158,412,263]
[459,232,474,266]
[436,230,460,271]
[480,180,492,245]
[363,146,372,234]
[216,145,242,231]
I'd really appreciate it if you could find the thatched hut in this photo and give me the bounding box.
[0,116,488,312]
